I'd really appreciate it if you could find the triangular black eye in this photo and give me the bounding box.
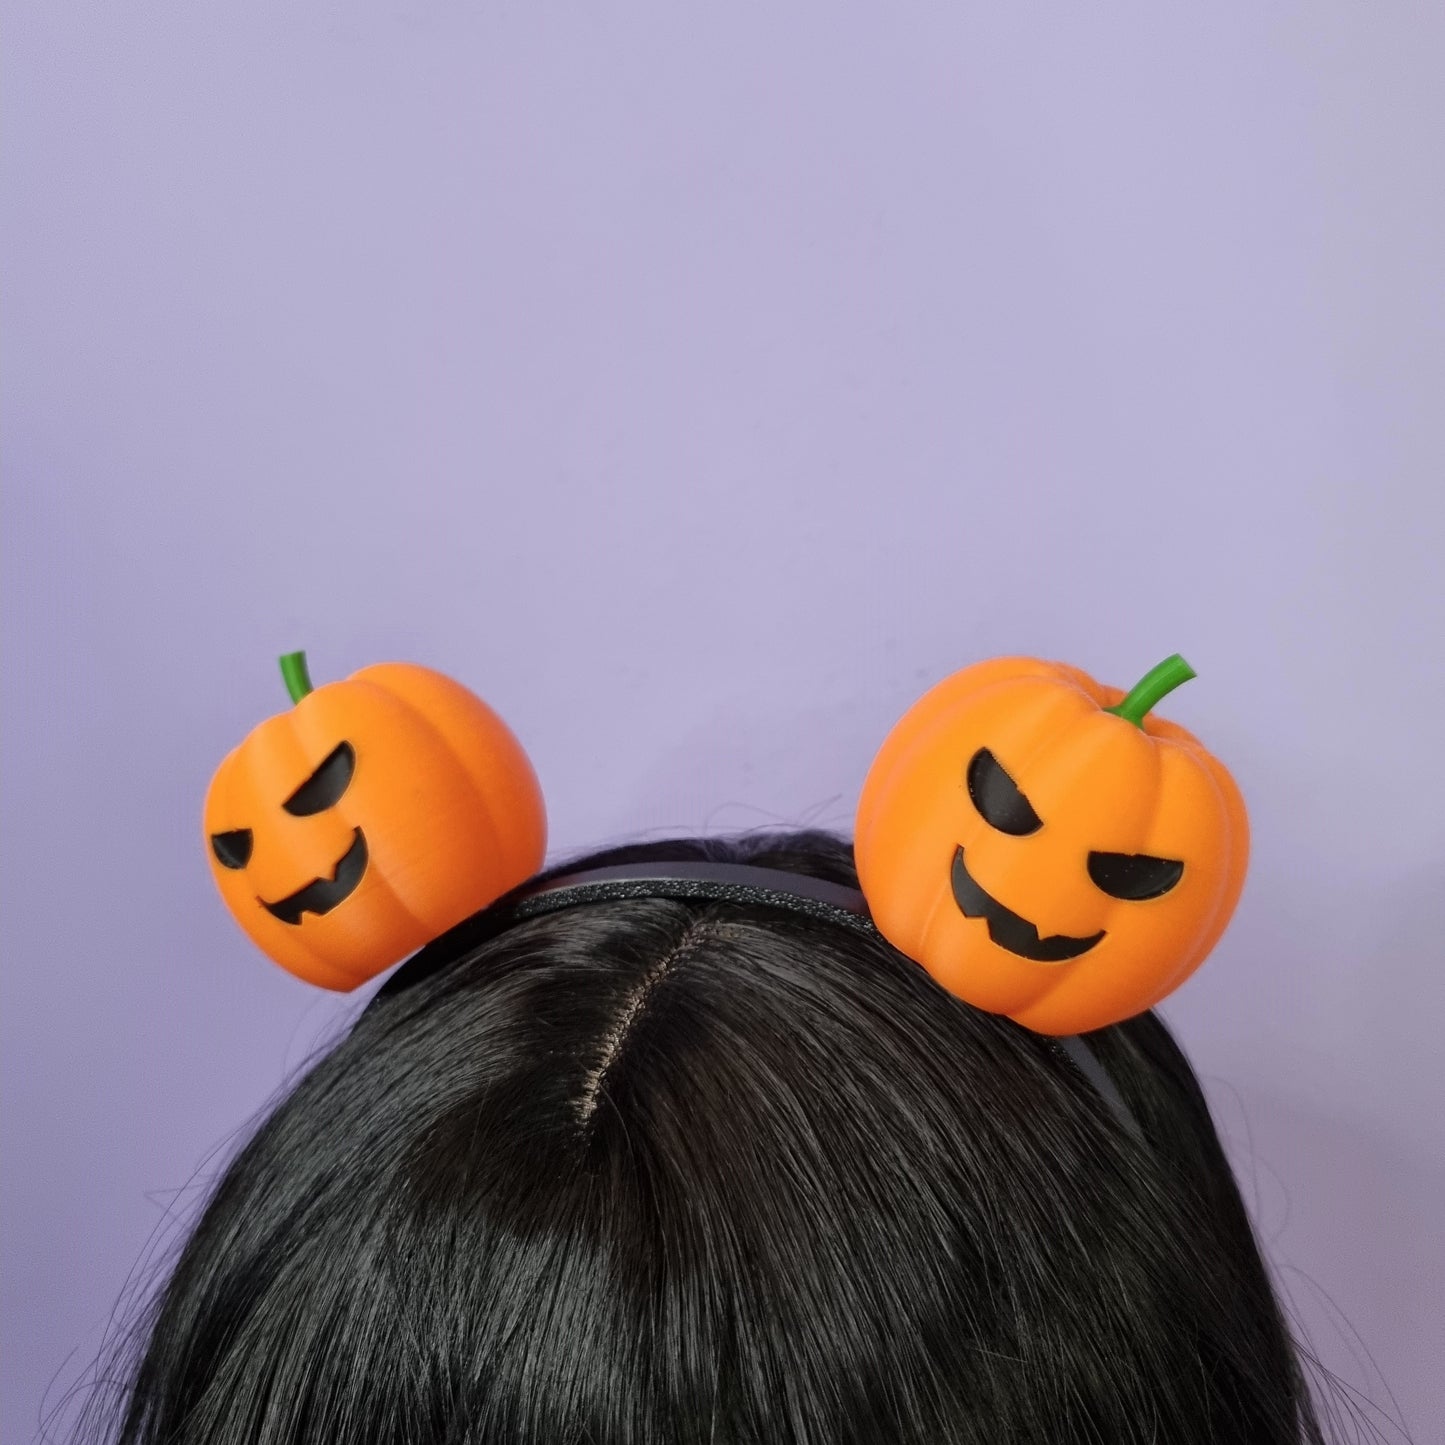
[211,828,253,870]
[283,742,356,817]
[1088,851,1184,901]
[966,748,1043,836]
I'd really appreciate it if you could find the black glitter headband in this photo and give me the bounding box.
[369,860,1142,1139]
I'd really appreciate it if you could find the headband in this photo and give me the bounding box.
[203,649,1248,1062]
[368,858,1142,1134]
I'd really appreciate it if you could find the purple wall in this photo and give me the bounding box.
[4,5,1441,1440]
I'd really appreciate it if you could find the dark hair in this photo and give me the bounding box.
[91,831,1330,1444]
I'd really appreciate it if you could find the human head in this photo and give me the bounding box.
[95,830,1324,1443]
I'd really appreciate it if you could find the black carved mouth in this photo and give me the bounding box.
[950,846,1104,963]
[261,828,368,925]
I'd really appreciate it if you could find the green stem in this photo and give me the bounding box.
[1105,653,1196,728]
[279,650,314,704]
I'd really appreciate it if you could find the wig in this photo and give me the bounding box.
[93,831,1327,1444]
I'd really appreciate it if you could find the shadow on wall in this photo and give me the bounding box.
[1342,864,1445,1133]
[1204,1073,1442,1445]
[622,690,881,841]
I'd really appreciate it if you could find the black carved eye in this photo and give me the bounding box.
[1087,851,1184,901]
[211,828,253,869]
[966,748,1043,836]
[283,742,356,817]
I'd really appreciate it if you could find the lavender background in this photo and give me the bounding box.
[4,4,1443,1440]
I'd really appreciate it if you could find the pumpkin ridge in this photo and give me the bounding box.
[238,720,325,897]
[356,681,496,936]
[203,745,243,831]
[1138,745,1244,1010]
[225,734,349,982]
[379,700,508,933]
[356,661,546,884]
[859,662,1063,826]
[347,666,545,938]
[984,682,1105,817]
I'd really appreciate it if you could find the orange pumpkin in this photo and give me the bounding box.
[855,654,1248,1035]
[204,652,546,990]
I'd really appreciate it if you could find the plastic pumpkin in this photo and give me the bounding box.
[854,654,1248,1035]
[204,651,545,990]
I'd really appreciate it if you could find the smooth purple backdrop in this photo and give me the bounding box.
[4,4,1442,1441]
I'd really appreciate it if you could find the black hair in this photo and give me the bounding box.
[88,830,1332,1444]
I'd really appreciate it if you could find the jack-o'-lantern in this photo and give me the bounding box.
[204,651,545,989]
[855,654,1248,1035]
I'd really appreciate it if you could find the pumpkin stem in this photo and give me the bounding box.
[1105,653,1196,728]
[279,651,315,704]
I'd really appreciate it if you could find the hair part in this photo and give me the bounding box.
[575,915,714,1128]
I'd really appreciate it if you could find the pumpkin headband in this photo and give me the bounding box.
[205,650,1249,1041]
